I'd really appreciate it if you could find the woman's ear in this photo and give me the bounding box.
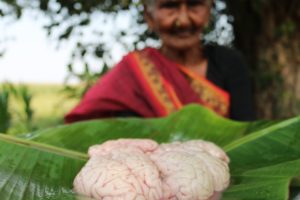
[144,5,155,32]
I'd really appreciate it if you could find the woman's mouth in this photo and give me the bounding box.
[171,28,199,38]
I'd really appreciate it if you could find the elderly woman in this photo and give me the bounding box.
[65,0,256,123]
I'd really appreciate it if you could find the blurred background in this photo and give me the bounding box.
[0,0,299,135]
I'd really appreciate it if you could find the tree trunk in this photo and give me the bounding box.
[226,0,300,119]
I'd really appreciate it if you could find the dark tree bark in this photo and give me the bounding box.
[226,0,300,119]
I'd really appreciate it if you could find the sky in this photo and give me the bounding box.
[0,11,74,84]
[0,8,136,84]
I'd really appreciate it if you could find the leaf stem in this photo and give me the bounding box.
[0,133,88,161]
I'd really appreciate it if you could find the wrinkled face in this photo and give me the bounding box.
[145,0,212,50]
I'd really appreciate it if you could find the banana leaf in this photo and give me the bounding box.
[0,105,299,199]
[0,134,88,199]
[20,105,261,151]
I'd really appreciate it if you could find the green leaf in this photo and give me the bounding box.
[223,116,300,199]
[1,105,300,199]
[24,105,250,152]
[0,134,87,200]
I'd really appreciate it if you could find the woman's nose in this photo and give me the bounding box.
[176,4,191,27]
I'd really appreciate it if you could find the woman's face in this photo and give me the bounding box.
[145,0,211,50]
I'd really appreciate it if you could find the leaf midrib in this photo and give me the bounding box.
[0,134,88,161]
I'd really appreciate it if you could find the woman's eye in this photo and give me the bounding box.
[159,2,180,9]
[158,0,207,9]
[187,0,206,7]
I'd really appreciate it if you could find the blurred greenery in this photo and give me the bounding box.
[0,84,11,133]
[0,83,78,135]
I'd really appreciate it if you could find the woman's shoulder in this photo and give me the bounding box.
[116,47,156,63]
[99,47,155,82]
[204,43,244,61]
[205,44,249,77]
[97,51,137,83]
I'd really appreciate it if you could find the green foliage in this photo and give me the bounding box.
[0,105,300,199]
[0,0,22,18]
[277,19,297,37]
[0,84,11,133]
[18,85,34,126]
[2,83,79,135]
[0,83,35,134]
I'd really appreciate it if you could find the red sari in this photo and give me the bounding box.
[65,48,230,123]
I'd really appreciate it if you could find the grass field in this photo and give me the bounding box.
[31,84,79,126]
[5,83,79,135]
